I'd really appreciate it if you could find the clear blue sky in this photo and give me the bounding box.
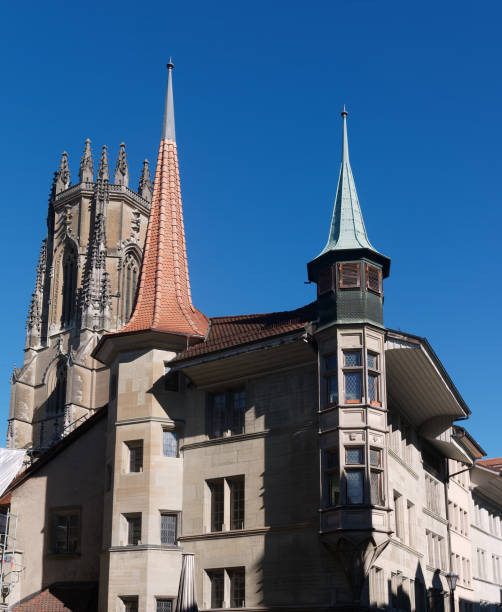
[1,0,501,456]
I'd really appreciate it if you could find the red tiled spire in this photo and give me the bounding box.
[119,62,208,337]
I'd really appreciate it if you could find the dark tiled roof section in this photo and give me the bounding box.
[12,582,98,612]
[173,302,317,362]
[477,457,502,472]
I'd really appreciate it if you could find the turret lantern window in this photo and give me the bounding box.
[366,264,382,294]
[338,262,361,289]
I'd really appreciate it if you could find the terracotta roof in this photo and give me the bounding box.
[108,65,208,339]
[477,457,502,472]
[12,582,98,612]
[173,302,316,362]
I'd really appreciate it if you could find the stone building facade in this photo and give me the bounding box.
[2,65,502,612]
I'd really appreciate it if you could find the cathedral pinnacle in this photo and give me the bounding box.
[79,139,94,183]
[138,159,152,202]
[114,142,129,187]
[55,152,71,194]
[97,146,109,182]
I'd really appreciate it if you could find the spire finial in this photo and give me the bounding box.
[97,145,109,182]
[341,104,348,117]
[114,142,129,187]
[162,60,176,141]
[79,138,94,183]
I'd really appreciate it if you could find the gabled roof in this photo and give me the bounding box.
[172,302,317,363]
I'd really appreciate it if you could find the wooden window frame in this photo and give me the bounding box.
[365,264,382,295]
[338,262,361,290]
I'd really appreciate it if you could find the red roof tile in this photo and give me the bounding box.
[12,582,97,612]
[477,457,502,472]
[111,137,208,338]
[173,302,316,362]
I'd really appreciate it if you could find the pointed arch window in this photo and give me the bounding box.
[121,250,140,323]
[61,244,77,326]
[47,360,67,416]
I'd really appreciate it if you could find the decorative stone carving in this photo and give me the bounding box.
[138,159,152,203]
[114,142,129,187]
[131,211,140,234]
[79,139,94,183]
[55,152,71,194]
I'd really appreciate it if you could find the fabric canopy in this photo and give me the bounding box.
[0,448,25,497]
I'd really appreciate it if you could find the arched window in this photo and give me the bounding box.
[47,360,67,416]
[121,251,140,323]
[61,244,77,326]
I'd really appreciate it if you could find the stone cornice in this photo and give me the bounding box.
[54,182,151,215]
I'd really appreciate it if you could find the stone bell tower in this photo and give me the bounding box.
[7,140,154,452]
[308,108,393,605]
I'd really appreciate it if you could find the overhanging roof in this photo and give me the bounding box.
[385,330,470,428]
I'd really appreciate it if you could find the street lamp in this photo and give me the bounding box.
[445,572,459,612]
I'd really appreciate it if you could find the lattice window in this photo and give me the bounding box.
[126,515,141,545]
[160,513,177,545]
[156,600,173,612]
[338,262,361,289]
[229,567,246,608]
[162,430,178,457]
[366,264,382,294]
[230,477,245,530]
[208,569,224,608]
[210,480,224,532]
[52,509,79,553]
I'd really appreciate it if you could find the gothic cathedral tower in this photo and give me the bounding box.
[8,139,154,452]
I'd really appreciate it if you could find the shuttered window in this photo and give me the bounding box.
[338,263,361,289]
[366,264,382,294]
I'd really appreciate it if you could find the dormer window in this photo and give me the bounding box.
[338,263,361,289]
[366,264,382,294]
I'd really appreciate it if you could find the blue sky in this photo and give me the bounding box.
[1,0,501,455]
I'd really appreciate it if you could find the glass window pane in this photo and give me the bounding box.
[344,351,361,367]
[327,375,338,404]
[156,601,172,612]
[327,472,340,506]
[346,447,363,465]
[230,567,245,608]
[230,477,245,530]
[210,481,224,532]
[368,374,379,403]
[163,430,178,457]
[367,352,378,369]
[211,394,226,438]
[346,470,364,504]
[370,471,383,505]
[230,391,246,435]
[370,448,381,467]
[344,372,361,402]
[209,570,224,608]
[325,355,337,371]
[161,514,177,545]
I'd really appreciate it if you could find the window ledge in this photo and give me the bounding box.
[109,544,182,552]
[422,507,448,525]
[182,430,270,451]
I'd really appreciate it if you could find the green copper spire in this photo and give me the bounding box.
[162,60,176,141]
[319,107,376,255]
